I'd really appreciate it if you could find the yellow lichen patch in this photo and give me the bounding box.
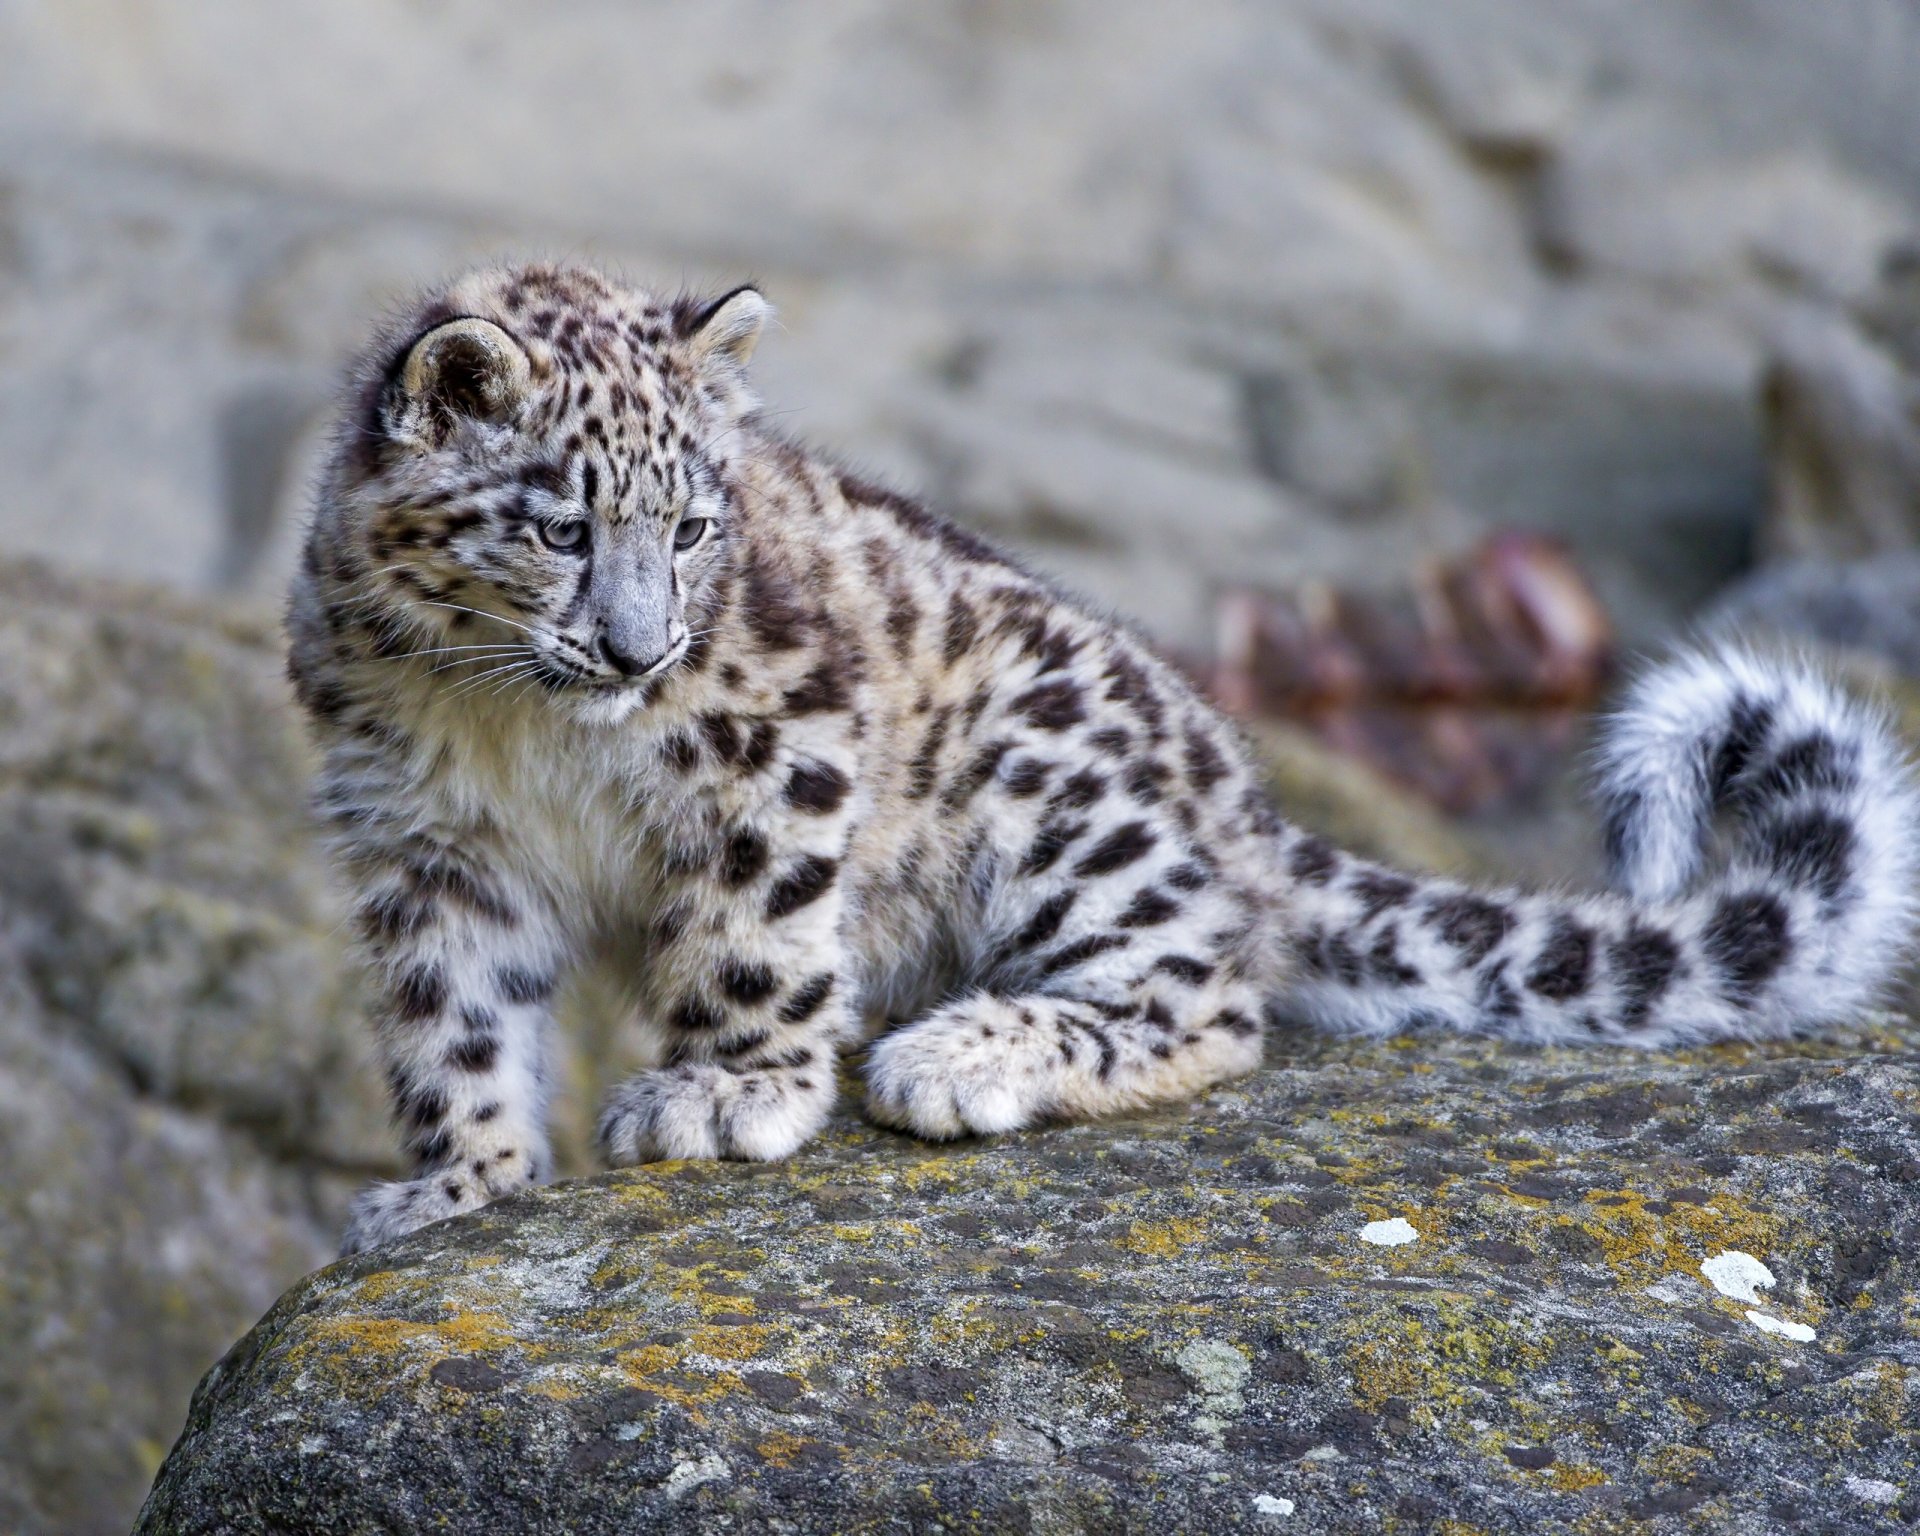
[620,1343,678,1376]
[755,1429,818,1468]
[892,1153,980,1194]
[1558,1186,1789,1290]
[1341,1297,1552,1429]
[1348,1318,1427,1413]
[1548,1462,1607,1493]
[688,1321,776,1363]
[1639,1443,1715,1483]
[1119,1216,1209,1259]
[351,1269,435,1307]
[278,1301,523,1396]
[521,1376,585,1402]
[604,1171,678,1213]
[611,1336,750,1416]
[433,1306,522,1356]
[663,1260,767,1320]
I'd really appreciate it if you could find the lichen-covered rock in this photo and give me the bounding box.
[0,559,365,1536]
[138,1024,1920,1534]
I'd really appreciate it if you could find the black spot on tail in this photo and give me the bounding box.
[1765,809,1856,903]
[722,828,771,887]
[1367,927,1421,986]
[1526,916,1595,1002]
[1427,894,1512,966]
[673,996,724,1032]
[1002,758,1052,798]
[1117,889,1180,929]
[1708,694,1775,798]
[1743,733,1860,805]
[1608,924,1682,1028]
[1301,925,1364,985]
[1702,892,1793,1003]
[1475,963,1522,1022]
[1050,768,1107,811]
[495,966,554,1005]
[447,1035,500,1074]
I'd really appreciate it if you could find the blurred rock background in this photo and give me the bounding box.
[1,2,1918,1531]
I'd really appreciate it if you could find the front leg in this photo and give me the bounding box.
[339,832,565,1254]
[598,732,856,1165]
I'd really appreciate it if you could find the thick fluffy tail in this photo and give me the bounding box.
[1277,646,1919,1045]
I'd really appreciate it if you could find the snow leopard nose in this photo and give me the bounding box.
[595,632,661,677]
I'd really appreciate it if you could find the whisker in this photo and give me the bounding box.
[384,643,524,664]
[428,648,527,675]
[443,660,545,702]
[421,601,541,637]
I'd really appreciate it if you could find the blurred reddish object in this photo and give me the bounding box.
[1209,533,1614,814]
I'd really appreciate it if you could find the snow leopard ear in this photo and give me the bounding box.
[384,317,531,446]
[678,285,771,369]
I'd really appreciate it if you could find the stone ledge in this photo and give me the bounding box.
[138,1023,1920,1534]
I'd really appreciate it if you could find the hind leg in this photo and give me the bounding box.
[864,978,1265,1140]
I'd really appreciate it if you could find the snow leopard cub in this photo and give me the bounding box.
[288,263,1920,1255]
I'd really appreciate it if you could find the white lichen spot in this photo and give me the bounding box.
[1254,1493,1297,1517]
[663,1452,730,1501]
[1701,1250,1775,1304]
[1744,1310,1816,1343]
[1846,1475,1899,1505]
[1301,1446,1342,1462]
[1176,1339,1252,1400]
[1176,1339,1252,1443]
[296,1435,327,1456]
[1359,1217,1418,1247]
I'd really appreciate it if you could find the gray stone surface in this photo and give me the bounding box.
[0,560,361,1535]
[1761,283,1920,563]
[1708,555,1920,679]
[136,1022,1920,1534]
[1,4,1917,646]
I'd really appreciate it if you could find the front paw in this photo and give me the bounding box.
[340,1174,482,1255]
[596,1065,828,1165]
[863,1009,1053,1140]
[338,1152,539,1256]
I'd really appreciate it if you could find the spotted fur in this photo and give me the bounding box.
[289,264,1920,1254]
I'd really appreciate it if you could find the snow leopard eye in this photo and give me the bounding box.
[537,519,588,554]
[673,518,709,552]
